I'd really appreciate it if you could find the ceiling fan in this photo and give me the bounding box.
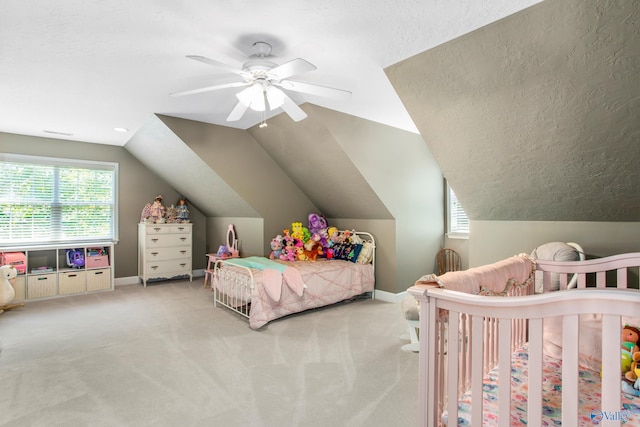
[171,41,351,123]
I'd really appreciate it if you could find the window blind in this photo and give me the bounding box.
[0,154,118,245]
[448,186,469,235]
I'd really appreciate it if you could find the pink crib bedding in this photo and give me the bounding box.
[216,259,375,329]
[455,344,640,426]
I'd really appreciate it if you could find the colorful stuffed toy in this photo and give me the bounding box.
[623,351,640,397]
[291,222,311,242]
[303,240,323,261]
[308,213,329,247]
[279,236,298,262]
[622,325,640,373]
[269,235,283,260]
[622,325,640,354]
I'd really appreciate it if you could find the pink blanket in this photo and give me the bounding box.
[415,255,534,294]
[251,259,374,329]
[225,256,306,302]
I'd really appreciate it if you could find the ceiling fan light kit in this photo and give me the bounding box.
[172,41,351,125]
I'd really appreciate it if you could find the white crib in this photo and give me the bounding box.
[408,253,640,427]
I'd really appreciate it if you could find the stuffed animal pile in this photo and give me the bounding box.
[267,213,373,263]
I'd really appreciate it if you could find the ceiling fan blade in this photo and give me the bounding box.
[226,101,250,122]
[186,55,249,78]
[171,81,250,97]
[276,80,351,102]
[269,58,316,80]
[279,93,307,122]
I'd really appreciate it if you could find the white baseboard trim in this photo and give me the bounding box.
[374,289,408,303]
[115,276,140,287]
[115,270,205,287]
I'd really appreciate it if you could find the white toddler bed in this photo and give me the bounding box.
[213,231,375,329]
[408,253,640,427]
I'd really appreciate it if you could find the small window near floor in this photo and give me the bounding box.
[447,183,469,238]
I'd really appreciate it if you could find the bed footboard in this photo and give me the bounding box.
[212,259,255,319]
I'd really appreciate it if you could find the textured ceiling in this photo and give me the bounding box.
[387,0,640,222]
[0,0,540,146]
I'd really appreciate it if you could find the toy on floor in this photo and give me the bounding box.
[0,265,24,314]
[622,351,640,396]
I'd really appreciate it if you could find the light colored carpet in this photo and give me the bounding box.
[0,280,418,427]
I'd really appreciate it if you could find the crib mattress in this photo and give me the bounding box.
[455,345,640,426]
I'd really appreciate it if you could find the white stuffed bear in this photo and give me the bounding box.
[0,264,17,313]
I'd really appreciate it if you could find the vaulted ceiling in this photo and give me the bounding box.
[0,0,540,145]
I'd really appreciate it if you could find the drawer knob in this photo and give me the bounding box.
[152,238,158,243]
[151,266,158,270]
[180,250,186,254]
[180,263,186,267]
[151,252,158,256]
[180,238,186,241]
[154,227,161,232]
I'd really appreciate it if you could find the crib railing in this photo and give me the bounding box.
[410,252,640,427]
[411,286,639,427]
[536,252,640,290]
[417,277,533,426]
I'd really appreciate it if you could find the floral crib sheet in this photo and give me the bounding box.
[453,344,640,426]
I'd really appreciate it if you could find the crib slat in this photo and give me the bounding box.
[617,268,627,288]
[577,272,586,288]
[471,315,484,426]
[528,318,543,426]
[420,295,434,427]
[562,315,579,426]
[498,319,511,427]
[447,311,460,427]
[601,315,622,427]
[597,271,606,288]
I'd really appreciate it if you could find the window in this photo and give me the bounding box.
[0,154,118,246]
[447,183,469,237]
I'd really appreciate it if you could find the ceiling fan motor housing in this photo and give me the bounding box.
[242,58,278,76]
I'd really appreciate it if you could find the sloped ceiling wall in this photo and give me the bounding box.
[387,0,640,221]
[246,105,393,220]
[125,115,260,218]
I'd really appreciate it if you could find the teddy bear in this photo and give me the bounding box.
[269,235,283,260]
[290,222,311,243]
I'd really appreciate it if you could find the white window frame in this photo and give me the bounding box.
[446,182,469,239]
[0,153,119,246]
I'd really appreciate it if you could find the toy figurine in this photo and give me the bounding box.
[176,197,189,222]
[150,195,165,223]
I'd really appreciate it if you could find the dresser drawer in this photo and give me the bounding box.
[145,246,191,262]
[144,224,192,235]
[144,259,192,275]
[145,233,191,248]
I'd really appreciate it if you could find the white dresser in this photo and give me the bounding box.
[138,223,193,287]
